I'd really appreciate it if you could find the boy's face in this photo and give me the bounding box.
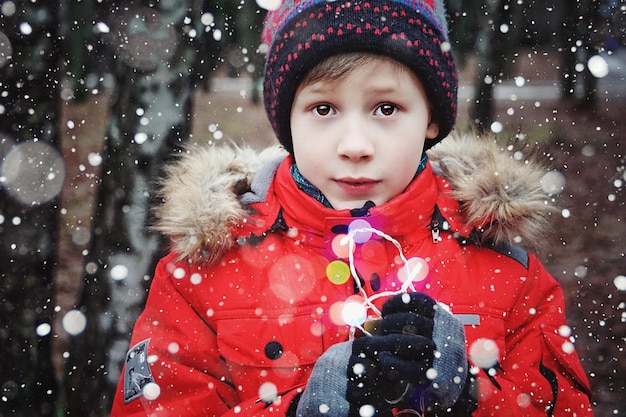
[290,57,440,210]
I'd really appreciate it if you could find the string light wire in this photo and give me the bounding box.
[340,225,427,339]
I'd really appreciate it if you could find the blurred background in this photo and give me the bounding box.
[0,0,624,415]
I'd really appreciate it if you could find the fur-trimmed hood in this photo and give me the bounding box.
[154,133,557,264]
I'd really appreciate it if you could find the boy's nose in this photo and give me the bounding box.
[336,117,374,161]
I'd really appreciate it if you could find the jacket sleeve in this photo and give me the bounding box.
[471,254,593,417]
[110,254,303,416]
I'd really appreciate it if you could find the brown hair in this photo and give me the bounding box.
[299,52,408,87]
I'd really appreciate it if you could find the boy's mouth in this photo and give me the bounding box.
[334,178,380,194]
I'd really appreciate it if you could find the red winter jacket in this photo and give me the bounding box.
[111,134,592,416]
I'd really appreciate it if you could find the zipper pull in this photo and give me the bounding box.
[431,219,442,243]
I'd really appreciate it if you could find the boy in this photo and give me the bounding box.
[111,1,593,416]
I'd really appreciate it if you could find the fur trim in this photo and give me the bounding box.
[152,144,287,263]
[154,133,557,262]
[427,132,557,248]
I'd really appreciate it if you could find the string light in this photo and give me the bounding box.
[326,260,351,284]
[329,220,430,339]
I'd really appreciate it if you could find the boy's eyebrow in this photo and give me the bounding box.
[300,82,403,96]
[299,80,339,94]
[298,83,335,94]
[365,85,403,95]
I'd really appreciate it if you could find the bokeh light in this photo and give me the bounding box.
[614,275,626,291]
[258,382,278,403]
[268,254,316,302]
[310,322,323,337]
[558,325,572,338]
[331,234,352,258]
[561,341,575,354]
[516,393,531,408]
[341,296,367,327]
[142,382,161,400]
[71,226,91,246]
[490,121,504,134]
[36,322,52,337]
[62,309,87,336]
[359,404,375,417]
[587,55,609,78]
[326,260,351,285]
[397,256,429,283]
[469,338,499,369]
[0,31,11,68]
[540,170,566,195]
[113,8,178,71]
[330,301,347,326]
[426,367,438,380]
[0,1,16,16]
[1,141,66,206]
[110,264,129,281]
[348,219,373,243]
[256,0,283,11]
[271,351,300,378]
[166,342,180,355]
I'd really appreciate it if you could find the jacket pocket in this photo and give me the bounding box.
[216,312,324,388]
[539,327,592,414]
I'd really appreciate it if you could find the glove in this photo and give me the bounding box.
[295,293,468,417]
[378,292,469,412]
[295,333,436,417]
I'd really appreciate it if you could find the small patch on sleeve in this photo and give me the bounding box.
[123,338,155,403]
[456,314,481,326]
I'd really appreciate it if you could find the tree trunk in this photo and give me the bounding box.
[580,0,601,105]
[472,0,505,133]
[65,1,200,415]
[560,0,602,104]
[560,0,579,97]
[471,0,524,132]
[0,2,61,416]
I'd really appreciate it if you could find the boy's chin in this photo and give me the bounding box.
[333,199,378,213]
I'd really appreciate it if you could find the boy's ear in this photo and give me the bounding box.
[425,118,440,140]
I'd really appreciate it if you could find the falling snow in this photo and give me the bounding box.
[0,1,624,416]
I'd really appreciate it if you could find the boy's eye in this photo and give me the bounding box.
[313,104,333,116]
[376,104,398,116]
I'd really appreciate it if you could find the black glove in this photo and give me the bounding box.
[346,332,437,415]
[378,292,470,413]
[295,293,468,417]
[295,333,435,417]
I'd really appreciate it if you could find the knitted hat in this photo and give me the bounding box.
[262,0,458,154]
